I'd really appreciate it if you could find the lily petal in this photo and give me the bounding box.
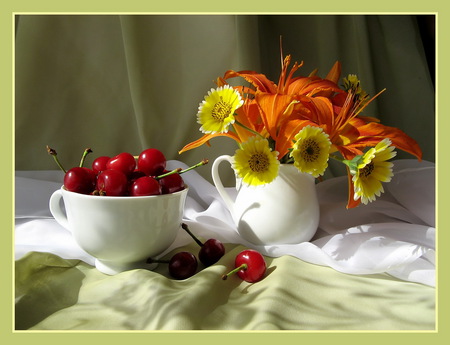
[179,132,242,154]
[325,61,342,84]
[298,96,335,133]
[346,167,361,209]
[287,77,342,97]
[350,122,423,160]
[223,70,277,93]
[255,92,295,139]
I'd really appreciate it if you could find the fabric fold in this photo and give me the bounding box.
[14,159,436,287]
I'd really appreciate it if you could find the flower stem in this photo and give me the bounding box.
[234,120,265,139]
[329,153,345,162]
[222,263,247,280]
[46,145,67,173]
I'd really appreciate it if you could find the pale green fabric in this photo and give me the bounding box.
[15,15,435,185]
[15,244,435,330]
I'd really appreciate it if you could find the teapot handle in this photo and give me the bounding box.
[211,155,235,214]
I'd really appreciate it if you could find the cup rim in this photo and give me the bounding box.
[59,185,189,199]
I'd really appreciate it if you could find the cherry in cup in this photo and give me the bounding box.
[222,249,267,283]
[96,169,129,196]
[130,176,161,196]
[138,148,167,176]
[156,158,208,194]
[64,167,96,194]
[47,146,96,194]
[181,223,225,267]
[106,152,136,176]
[158,171,186,194]
[92,156,110,174]
[129,170,146,182]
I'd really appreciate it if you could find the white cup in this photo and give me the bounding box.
[49,186,188,275]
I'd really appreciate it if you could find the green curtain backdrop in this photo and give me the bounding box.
[15,14,435,185]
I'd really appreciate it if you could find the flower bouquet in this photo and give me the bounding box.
[180,53,422,209]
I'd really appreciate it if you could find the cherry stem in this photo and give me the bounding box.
[154,168,183,180]
[178,159,209,175]
[46,145,67,173]
[146,257,170,264]
[222,263,247,280]
[181,223,204,247]
[79,148,93,168]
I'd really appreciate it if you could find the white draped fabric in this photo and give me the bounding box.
[15,159,435,287]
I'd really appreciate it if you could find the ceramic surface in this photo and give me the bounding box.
[49,186,188,274]
[212,155,319,245]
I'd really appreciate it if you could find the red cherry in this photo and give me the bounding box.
[138,148,166,176]
[127,170,146,195]
[147,251,198,280]
[181,223,225,266]
[106,152,136,176]
[199,239,225,267]
[64,167,96,194]
[222,249,266,283]
[83,167,97,180]
[168,252,198,280]
[92,156,110,174]
[159,172,185,194]
[96,169,128,196]
[130,176,161,196]
[129,170,146,182]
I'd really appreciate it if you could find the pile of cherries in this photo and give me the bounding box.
[47,146,204,197]
[151,223,266,283]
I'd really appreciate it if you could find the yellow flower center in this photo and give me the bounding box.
[300,138,320,162]
[360,162,374,178]
[211,97,233,121]
[248,153,269,173]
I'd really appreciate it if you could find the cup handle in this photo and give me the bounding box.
[211,155,236,214]
[49,189,71,232]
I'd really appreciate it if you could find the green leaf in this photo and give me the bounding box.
[342,155,364,174]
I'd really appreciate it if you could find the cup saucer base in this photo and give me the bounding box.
[95,258,158,275]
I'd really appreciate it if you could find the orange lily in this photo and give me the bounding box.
[296,89,422,208]
[223,56,344,156]
[298,90,422,160]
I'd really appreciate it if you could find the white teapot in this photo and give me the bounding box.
[212,155,319,245]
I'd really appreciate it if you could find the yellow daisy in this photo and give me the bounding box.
[352,138,397,204]
[232,136,280,186]
[290,125,331,177]
[197,85,244,134]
